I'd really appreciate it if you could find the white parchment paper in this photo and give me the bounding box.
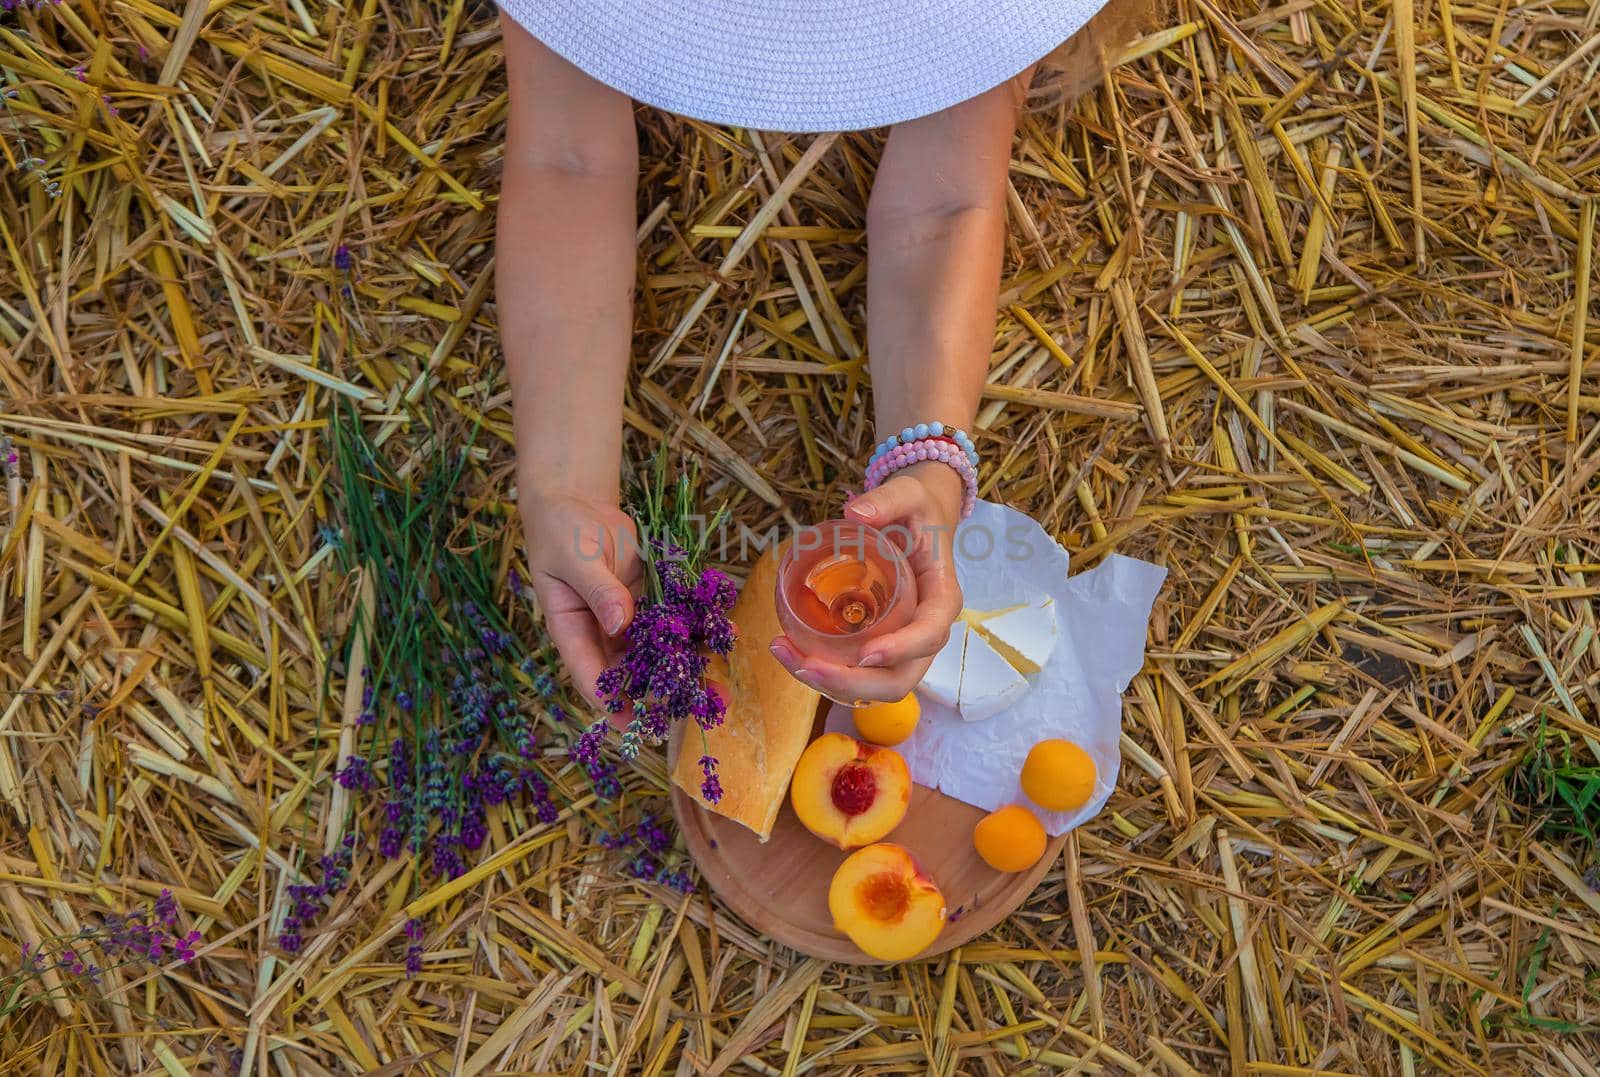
[824,499,1166,836]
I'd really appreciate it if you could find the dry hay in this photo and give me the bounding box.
[2,0,1600,1073]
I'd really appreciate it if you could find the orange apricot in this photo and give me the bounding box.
[1020,738,1097,812]
[972,804,1047,873]
[851,693,921,746]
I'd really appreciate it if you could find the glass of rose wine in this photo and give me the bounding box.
[775,519,917,667]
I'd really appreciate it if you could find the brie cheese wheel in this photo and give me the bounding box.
[919,622,968,708]
[971,597,1057,676]
[957,630,1029,722]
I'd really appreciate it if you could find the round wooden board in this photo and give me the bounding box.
[670,704,1066,964]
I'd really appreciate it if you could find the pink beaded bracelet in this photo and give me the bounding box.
[864,436,978,520]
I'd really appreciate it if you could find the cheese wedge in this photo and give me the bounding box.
[920,622,968,708]
[959,602,1025,629]
[669,545,820,842]
[918,596,1059,721]
[958,629,1029,721]
[971,597,1057,676]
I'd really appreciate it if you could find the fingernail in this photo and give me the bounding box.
[858,651,886,668]
[851,501,879,521]
[602,605,626,635]
[769,639,796,665]
[793,668,821,687]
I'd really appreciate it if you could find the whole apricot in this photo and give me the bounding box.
[1020,738,1097,812]
[852,693,921,746]
[972,805,1047,873]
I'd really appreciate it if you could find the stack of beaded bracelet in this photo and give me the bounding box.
[869,422,978,470]
[864,423,979,520]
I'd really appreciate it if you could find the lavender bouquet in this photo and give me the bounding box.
[285,399,619,970]
[574,452,735,805]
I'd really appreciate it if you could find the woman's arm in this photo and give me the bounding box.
[770,74,1031,703]
[500,19,643,703]
[865,74,1028,456]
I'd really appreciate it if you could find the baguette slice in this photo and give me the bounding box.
[671,545,820,842]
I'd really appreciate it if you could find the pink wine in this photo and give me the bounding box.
[776,520,916,666]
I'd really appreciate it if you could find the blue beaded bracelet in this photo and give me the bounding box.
[869,422,979,469]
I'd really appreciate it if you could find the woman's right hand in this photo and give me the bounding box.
[522,490,642,712]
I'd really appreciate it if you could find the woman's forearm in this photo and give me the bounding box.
[864,204,1006,438]
[499,164,636,500]
[499,22,639,502]
[865,79,1026,442]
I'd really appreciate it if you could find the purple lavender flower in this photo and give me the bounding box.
[690,687,726,731]
[693,569,736,612]
[432,841,464,879]
[588,762,621,800]
[11,889,207,997]
[698,772,723,804]
[636,814,672,855]
[698,755,723,805]
[599,811,695,894]
[460,807,487,852]
[277,835,356,952]
[591,566,735,797]
[336,755,374,791]
[571,720,608,767]
[154,889,178,928]
[334,244,352,271]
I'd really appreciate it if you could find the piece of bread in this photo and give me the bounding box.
[671,545,819,842]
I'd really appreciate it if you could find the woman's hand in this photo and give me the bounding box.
[522,489,642,713]
[502,21,641,714]
[769,462,965,703]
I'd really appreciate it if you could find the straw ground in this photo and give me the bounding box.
[2,0,1599,1072]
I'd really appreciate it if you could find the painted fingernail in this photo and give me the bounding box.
[858,651,886,668]
[769,639,797,665]
[793,668,822,687]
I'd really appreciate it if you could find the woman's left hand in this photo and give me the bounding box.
[769,461,965,703]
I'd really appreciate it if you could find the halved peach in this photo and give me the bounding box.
[790,733,911,849]
[828,843,946,961]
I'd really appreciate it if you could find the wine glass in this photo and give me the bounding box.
[775,519,916,667]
